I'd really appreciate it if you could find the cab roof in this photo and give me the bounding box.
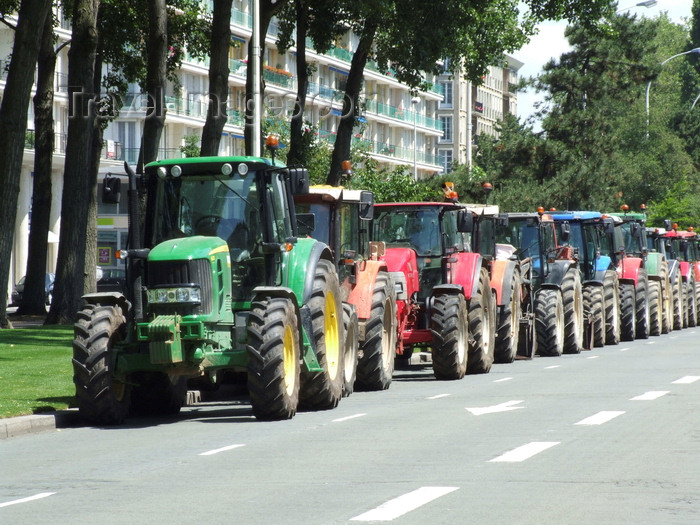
[306,185,367,203]
[550,210,603,221]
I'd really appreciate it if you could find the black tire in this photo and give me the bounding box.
[342,303,359,397]
[535,288,564,357]
[619,283,636,342]
[635,272,650,339]
[561,269,584,354]
[583,284,605,348]
[659,263,672,334]
[300,259,344,409]
[72,303,130,425]
[686,275,697,328]
[494,270,521,364]
[672,274,683,331]
[431,294,469,379]
[648,281,662,336]
[356,272,396,391]
[130,373,187,416]
[695,280,700,326]
[467,268,495,374]
[247,297,300,420]
[604,270,621,345]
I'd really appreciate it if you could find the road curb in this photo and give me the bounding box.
[0,409,83,440]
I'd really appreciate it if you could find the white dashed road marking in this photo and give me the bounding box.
[332,413,366,423]
[544,365,560,369]
[672,376,700,384]
[466,400,524,416]
[493,377,513,382]
[427,393,451,400]
[199,444,245,456]
[630,391,670,401]
[575,411,625,425]
[587,355,600,359]
[619,347,630,352]
[350,486,459,522]
[0,492,55,508]
[489,442,560,463]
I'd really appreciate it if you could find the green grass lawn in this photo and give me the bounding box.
[0,325,75,418]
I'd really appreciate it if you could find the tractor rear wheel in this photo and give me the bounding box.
[672,274,683,330]
[247,297,300,420]
[342,303,359,397]
[300,259,344,410]
[648,281,662,336]
[494,270,521,364]
[583,284,605,348]
[619,283,636,342]
[635,272,650,339]
[695,279,700,326]
[604,270,621,345]
[562,269,584,354]
[356,272,396,391]
[659,263,672,334]
[686,275,697,328]
[431,294,469,380]
[72,303,130,425]
[535,288,564,357]
[467,268,495,374]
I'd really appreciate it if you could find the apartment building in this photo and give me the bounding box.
[4,2,446,297]
[436,55,523,173]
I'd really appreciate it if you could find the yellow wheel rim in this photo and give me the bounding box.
[324,291,340,381]
[283,324,296,396]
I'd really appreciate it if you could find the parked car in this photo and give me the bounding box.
[96,268,126,293]
[11,273,55,306]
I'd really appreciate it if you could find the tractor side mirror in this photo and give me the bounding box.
[295,213,316,236]
[631,222,642,239]
[498,214,509,227]
[604,219,615,235]
[102,176,121,204]
[288,168,309,195]
[664,219,672,230]
[359,191,374,220]
[560,222,571,243]
[457,210,474,233]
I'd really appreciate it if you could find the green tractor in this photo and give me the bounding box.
[72,157,345,423]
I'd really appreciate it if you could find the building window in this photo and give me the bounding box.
[440,116,452,143]
[440,81,453,108]
[439,150,453,173]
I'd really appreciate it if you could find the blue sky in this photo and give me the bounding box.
[512,0,695,126]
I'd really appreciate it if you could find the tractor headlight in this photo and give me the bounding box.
[147,285,201,304]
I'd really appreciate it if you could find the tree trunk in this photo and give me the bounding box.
[327,19,377,186]
[18,12,56,316]
[286,0,308,167]
[244,0,287,156]
[137,0,167,171]
[200,0,233,157]
[46,0,100,325]
[0,0,52,329]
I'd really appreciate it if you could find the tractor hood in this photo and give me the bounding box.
[148,236,230,262]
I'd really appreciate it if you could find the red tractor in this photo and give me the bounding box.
[372,199,494,379]
[663,224,700,328]
[294,186,397,393]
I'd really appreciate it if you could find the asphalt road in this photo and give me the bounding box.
[2,328,700,524]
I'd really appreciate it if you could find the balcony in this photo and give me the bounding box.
[363,99,442,132]
[263,65,294,89]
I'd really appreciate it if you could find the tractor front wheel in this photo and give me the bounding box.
[535,288,564,357]
[604,270,621,345]
[583,284,605,348]
[247,297,300,420]
[342,303,359,397]
[431,294,469,380]
[619,283,636,342]
[562,269,584,354]
[648,281,662,336]
[635,272,650,339]
[72,303,130,425]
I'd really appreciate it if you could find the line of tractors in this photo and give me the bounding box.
[71,153,700,424]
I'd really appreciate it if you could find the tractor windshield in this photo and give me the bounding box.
[373,207,442,256]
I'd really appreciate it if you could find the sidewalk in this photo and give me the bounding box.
[0,409,83,439]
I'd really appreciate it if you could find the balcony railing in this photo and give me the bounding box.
[364,99,442,131]
[317,130,439,166]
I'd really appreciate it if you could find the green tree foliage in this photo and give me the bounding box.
[475,13,700,217]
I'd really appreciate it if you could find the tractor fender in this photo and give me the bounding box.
[382,247,420,299]
[544,259,575,288]
[595,254,613,274]
[81,292,132,314]
[678,260,691,282]
[489,259,518,307]
[286,237,333,305]
[583,279,604,288]
[347,259,388,320]
[432,284,464,296]
[447,252,482,300]
[694,262,700,282]
[618,256,644,286]
[645,252,665,280]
